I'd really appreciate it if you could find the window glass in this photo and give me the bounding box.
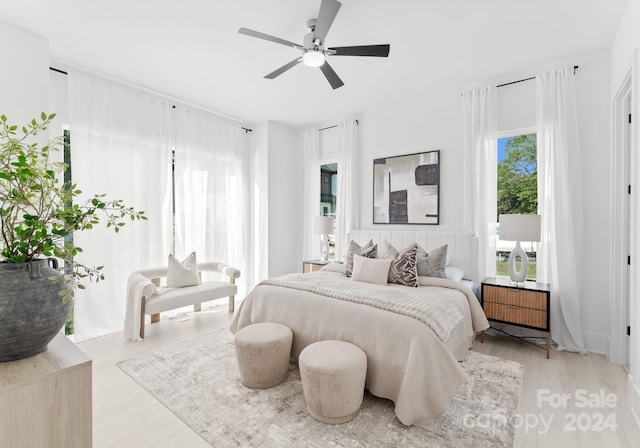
[496,133,537,279]
[320,163,337,255]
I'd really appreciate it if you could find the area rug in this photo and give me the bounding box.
[117,329,522,447]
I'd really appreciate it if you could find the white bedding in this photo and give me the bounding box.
[230,270,489,429]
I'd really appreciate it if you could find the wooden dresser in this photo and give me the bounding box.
[481,277,551,358]
[0,332,92,447]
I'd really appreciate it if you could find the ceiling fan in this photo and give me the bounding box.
[238,0,390,90]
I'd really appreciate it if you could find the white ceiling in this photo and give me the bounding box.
[0,0,629,129]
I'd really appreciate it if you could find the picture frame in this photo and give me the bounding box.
[373,150,440,225]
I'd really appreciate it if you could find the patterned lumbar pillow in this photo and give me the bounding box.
[345,240,377,277]
[387,243,419,287]
[167,252,200,287]
[417,244,448,278]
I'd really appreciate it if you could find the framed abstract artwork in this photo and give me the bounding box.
[373,150,440,224]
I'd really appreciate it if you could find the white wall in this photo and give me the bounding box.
[575,50,613,354]
[0,20,49,129]
[357,86,466,231]
[351,50,611,355]
[266,121,304,277]
[611,0,640,426]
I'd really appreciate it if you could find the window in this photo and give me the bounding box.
[496,133,538,279]
[320,163,338,255]
[63,128,74,336]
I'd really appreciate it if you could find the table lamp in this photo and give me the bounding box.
[499,214,541,283]
[313,216,334,263]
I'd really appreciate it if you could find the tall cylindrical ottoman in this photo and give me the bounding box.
[234,322,293,389]
[299,340,367,424]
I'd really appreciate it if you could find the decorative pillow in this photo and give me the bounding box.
[351,255,392,285]
[445,266,465,282]
[377,239,399,259]
[345,240,377,277]
[387,243,419,287]
[166,252,200,287]
[417,244,450,266]
[320,262,346,275]
[417,244,448,278]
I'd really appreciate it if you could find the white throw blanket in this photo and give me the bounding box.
[124,273,162,341]
[259,272,464,341]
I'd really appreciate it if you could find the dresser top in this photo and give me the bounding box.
[0,332,91,392]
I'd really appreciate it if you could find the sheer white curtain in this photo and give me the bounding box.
[536,68,586,353]
[335,120,357,260]
[173,107,250,297]
[463,86,498,282]
[68,74,173,342]
[303,129,320,260]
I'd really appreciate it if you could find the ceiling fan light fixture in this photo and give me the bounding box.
[302,49,326,67]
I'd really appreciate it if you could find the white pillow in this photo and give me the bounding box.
[351,254,392,285]
[167,252,200,287]
[445,266,465,282]
[320,262,347,275]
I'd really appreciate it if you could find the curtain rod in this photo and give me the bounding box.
[318,119,359,132]
[49,67,252,133]
[497,65,579,88]
[49,66,68,75]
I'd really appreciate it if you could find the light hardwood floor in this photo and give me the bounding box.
[78,304,640,448]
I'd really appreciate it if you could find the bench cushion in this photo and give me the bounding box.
[144,280,237,315]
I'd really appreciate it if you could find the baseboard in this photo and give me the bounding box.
[583,331,609,356]
[608,335,627,365]
[629,374,640,430]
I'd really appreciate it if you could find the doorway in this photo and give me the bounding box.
[611,70,633,366]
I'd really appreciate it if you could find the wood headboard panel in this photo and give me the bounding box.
[348,229,479,283]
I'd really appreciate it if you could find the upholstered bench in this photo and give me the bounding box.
[299,340,367,424]
[234,322,293,389]
[135,262,240,339]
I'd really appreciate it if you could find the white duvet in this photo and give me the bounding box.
[230,270,489,429]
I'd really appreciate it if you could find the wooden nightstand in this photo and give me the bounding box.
[302,260,329,273]
[481,277,551,358]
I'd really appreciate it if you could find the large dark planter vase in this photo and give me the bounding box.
[0,259,72,362]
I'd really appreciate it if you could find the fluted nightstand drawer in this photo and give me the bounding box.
[483,284,547,311]
[483,302,548,330]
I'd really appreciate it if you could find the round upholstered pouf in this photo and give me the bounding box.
[234,322,293,389]
[299,340,367,424]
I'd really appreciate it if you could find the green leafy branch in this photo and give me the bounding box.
[0,113,147,302]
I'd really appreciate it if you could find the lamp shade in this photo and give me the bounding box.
[313,216,334,235]
[499,214,541,242]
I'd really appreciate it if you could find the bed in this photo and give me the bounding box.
[230,230,489,430]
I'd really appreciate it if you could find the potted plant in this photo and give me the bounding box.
[0,113,146,361]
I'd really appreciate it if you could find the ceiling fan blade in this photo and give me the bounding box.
[314,0,342,43]
[329,44,390,57]
[264,58,302,79]
[238,27,302,50]
[319,62,344,89]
